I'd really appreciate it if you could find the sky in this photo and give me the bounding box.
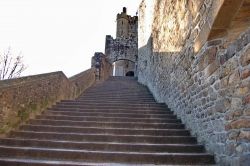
[0,0,141,77]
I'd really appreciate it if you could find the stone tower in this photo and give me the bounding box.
[105,7,138,77]
[116,7,138,39]
[116,7,129,38]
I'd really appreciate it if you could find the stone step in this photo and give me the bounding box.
[74,99,157,103]
[85,86,147,90]
[56,104,165,108]
[19,125,188,136]
[36,115,180,123]
[82,87,149,89]
[81,89,150,91]
[84,89,148,92]
[45,110,177,119]
[53,105,167,110]
[76,98,156,101]
[57,101,163,106]
[81,89,150,92]
[28,119,185,129]
[0,158,104,166]
[48,106,170,114]
[77,98,154,101]
[51,104,168,111]
[81,94,152,97]
[10,131,196,144]
[81,93,153,96]
[82,91,152,94]
[63,99,156,102]
[0,138,204,153]
[78,96,154,99]
[84,87,146,90]
[78,94,153,97]
[48,106,169,112]
[49,106,170,112]
[0,146,215,165]
[81,93,151,97]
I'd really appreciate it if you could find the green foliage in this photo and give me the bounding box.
[17,109,29,121]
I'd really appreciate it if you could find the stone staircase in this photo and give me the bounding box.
[0,76,215,165]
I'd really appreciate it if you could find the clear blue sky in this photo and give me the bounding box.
[0,0,141,77]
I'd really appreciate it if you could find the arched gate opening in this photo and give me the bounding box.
[112,59,135,77]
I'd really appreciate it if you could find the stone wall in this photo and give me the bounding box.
[91,52,112,81]
[105,35,138,63]
[0,68,96,136]
[69,68,96,96]
[100,56,113,80]
[138,0,250,165]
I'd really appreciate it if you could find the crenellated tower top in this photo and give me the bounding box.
[116,7,138,38]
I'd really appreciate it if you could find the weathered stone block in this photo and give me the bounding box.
[228,130,240,140]
[219,53,227,65]
[226,118,250,130]
[235,86,249,96]
[207,39,222,47]
[239,154,250,166]
[225,110,243,120]
[243,94,250,105]
[204,60,219,78]
[237,34,249,52]
[197,55,207,71]
[213,81,220,90]
[226,44,237,61]
[188,0,204,18]
[228,69,240,85]
[231,97,242,110]
[220,76,229,87]
[244,108,250,116]
[239,130,250,140]
[241,68,250,80]
[240,46,250,67]
[213,100,228,113]
[225,142,237,156]
[194,21,211,52]
[206,47,217,64]
[236,144,244,153]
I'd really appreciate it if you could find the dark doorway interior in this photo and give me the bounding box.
[126,71,134,77]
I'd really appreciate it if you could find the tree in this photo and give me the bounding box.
[0,47,26,80]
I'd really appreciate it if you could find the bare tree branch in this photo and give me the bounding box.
[2,50,9,79]
[0,48,26,80]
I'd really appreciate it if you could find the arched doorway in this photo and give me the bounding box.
[125,71,134,77]
[112,59,135,77]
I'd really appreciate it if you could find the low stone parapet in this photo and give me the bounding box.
[0,68,96,136]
